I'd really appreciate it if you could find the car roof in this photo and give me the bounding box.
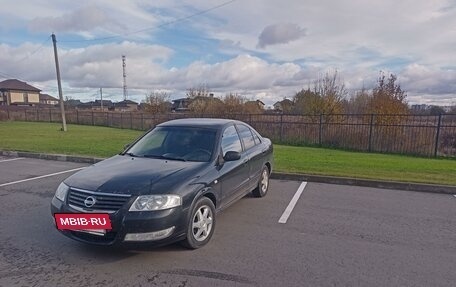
[157,118,242,129]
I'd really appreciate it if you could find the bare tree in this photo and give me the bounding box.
[223,93,246,114]
[345,88,370,114]
[186,84,210,98]
[313,70,347,114]
[143,91,171,114]
[293,71,347,115]
[186,85,225,115]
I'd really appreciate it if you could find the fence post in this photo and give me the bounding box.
[106,112,108,127]
[434,114,442,157]
[141,113,144,130]
[120,113,123,129]
[49,109,52,122]
[130,112,133,129]
[76,110,79,124]
[318,114,323,146]
[91,110,94,126]
[368,114,374,152]
[6,105,9,120]
[36,108,39,121]
[279,114,283,142]
[24,108,27,121]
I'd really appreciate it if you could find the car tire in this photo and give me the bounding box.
[181,197,216,249]
[252,166,269,198]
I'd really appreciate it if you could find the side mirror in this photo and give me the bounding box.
[223,151,241,162]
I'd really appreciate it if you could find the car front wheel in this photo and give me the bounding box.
[182,197,216,249]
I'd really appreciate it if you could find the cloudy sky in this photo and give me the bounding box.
[1,0,455,106]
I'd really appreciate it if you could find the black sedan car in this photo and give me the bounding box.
[51,118,273,248]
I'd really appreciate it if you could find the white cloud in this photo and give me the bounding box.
[28,6,116,33]
[400,64,456,95]
[1,0,455,105]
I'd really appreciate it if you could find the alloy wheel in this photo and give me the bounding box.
[192,205,213,242]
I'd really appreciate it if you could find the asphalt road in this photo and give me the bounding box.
[0,156,455,287]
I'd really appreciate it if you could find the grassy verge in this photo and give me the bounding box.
[274,145,456,185]
[1,121,455,185]
[0,121,142,158]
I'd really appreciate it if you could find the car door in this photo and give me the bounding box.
[244,126,265,185]
[235,124,260,191]
[218,124,250,208]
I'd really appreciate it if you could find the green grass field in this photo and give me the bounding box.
[1,121,455,185]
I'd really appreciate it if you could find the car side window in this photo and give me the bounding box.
[252,130,261,145]
[236,124,255,150]
[221,125,242,156]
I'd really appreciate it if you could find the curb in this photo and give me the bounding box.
[271,172,456,195]
[0,150,104,164]
[1,150,455,195]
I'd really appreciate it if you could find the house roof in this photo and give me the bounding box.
[93,100,113,106]
[172,98,190,103]
[65,99,82,106]
[273,98,293,107]
[117,99,138,105]
[39,94,59,101]
[114,100,138,107]
[0,79,41,92]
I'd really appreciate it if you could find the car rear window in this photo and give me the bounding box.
[236,124,255,150]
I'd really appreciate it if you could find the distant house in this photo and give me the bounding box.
[39,94,59,105]
[92,100,113,111]
[245,99,265,109]
[112,100,138,112]
[75,100,113,111]
[172,98,191,112]
[273,98,294,113]
[64,99,82,109]
[75,102,94,110]
[0,79,41,106]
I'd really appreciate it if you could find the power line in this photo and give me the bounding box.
[60,0,237,43]
[13,36,51,64]
[0,70,58,92]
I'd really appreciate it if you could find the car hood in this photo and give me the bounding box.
[64,155,208,196]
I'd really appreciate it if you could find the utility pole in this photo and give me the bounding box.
[122,55,128,101]
[51,33,67,131]
[100,88,103,111]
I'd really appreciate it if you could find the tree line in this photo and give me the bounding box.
[142,71,454,116]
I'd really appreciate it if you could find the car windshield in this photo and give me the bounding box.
[126,126,217,162]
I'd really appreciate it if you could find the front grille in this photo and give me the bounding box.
[70,230,117,244]
[67,187,131,213]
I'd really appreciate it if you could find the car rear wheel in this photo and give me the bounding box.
[252,166,269,198]
[181,197,216,249]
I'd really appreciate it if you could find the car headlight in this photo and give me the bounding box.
[129,195,181,211]
[54,182,69,202]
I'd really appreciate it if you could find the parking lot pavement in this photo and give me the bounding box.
[0,157,455,286]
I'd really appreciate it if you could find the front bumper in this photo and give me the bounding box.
[50,196,188,246]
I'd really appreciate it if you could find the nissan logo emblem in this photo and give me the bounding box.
[84,196,97,208]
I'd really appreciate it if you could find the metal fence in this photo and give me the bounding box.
[1,106,455,158]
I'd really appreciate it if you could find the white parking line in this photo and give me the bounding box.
[0,158,24,163]
[278,181,307,224]
[0,167,85,187]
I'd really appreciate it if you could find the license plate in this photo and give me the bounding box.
[54,213,112,231]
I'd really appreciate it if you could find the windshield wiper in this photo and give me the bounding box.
[124,152,138,157]
[143,154,186,162]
